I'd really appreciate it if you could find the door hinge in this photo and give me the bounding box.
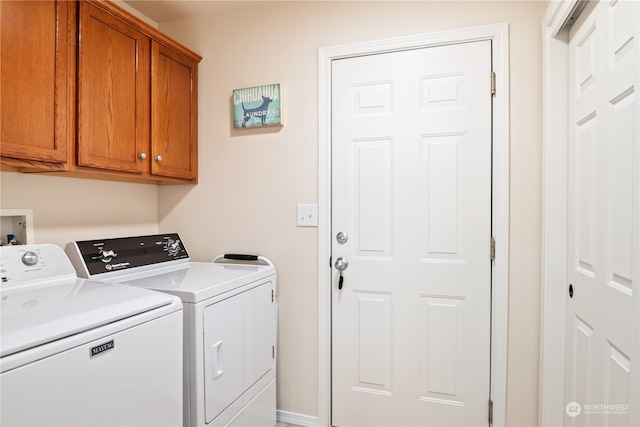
[491,72,496,96]
[488,399,494,424]
[490,237,496,261]
[272,346,275,359]
[271,289,274,302]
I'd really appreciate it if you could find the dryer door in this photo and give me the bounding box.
[203,281,274,423]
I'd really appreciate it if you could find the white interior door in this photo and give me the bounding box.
[331,40,493,426]
[565,0,639,425]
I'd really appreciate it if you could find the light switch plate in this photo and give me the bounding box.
[297,204,318,227]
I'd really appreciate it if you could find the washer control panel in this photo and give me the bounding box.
[1,244,77,287]
[72,233,190,276]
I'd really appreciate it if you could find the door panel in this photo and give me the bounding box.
[0,0,73,166]
[331,41,492,426]
[151,41,198,180]
[565,0,638,425]
[77,2,150,173]
[204,283,274,424]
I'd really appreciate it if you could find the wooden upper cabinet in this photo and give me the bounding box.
[1,0,201,183]
[151,42,198,181]
[0,0,75,169]
[77,1,150,174]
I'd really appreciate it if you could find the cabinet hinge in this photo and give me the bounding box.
[490,237,496,261]
[488,399,494,424]
[491,72,496,96]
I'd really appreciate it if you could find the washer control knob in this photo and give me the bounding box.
[165,239,180,256]
[22,251,38,266]
[98,249,116,263]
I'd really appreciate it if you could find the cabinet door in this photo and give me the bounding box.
[151,42,198,180]
[0,0,74,168]
[77,2,150,174]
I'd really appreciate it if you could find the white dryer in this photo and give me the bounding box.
[0,244,183,427]
[65,233,277,427]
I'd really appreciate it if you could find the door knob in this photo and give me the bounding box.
[334,257,349,272]
[334,257,348,290]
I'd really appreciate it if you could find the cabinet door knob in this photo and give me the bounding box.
[155,155,163,162]
[138,152,147,160]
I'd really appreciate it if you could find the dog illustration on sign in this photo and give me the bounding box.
[241,96,272,128]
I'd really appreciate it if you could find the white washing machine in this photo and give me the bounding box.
[0,244,183,427]
[65,233,277,427]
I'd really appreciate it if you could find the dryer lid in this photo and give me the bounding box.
[111,262,275,303]
[0,278,179,358]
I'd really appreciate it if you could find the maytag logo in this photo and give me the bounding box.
[90,340,114,357]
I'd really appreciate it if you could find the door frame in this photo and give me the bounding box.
[317,23,510,427]
[539,3,574,425]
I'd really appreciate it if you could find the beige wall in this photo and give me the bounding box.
[157,1,544,425]
[0,1,545,425]
[0,172,159,246]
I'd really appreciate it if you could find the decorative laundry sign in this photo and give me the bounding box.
[233,84,282,129]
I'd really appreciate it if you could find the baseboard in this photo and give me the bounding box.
[276,410,318,427]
